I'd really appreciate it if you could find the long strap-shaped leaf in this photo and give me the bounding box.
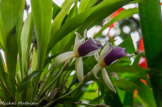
[0,0,25,98]
[31,0,52,70]
[48,0,75,52]
[16,70,41,101]
[94,8,138,38]
[78,0,97,14]
[20,14,34,77]
[48,0,134,52]
[77,0,134,33]
[138,0,162,106]
[31,0,52,99]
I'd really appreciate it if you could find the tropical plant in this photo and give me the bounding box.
[0,0,162,107]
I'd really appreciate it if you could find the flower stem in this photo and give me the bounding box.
[43,71,92,107]
[43,83,81,107]
[36,62,70,101]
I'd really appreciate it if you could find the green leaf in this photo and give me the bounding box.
[104,91,123,107]
[31,48,37,72]
[0,0,25,47]
[78,0,97,14]
[139,0,162,106]
[94,8,138,37]
[31,0,52,70]
[31,0,52,99]
[113,80,141,91]
[119,36,135,53]
[116,88,126,104]
[123,92,133,106]
[52,2,61,19]
[19,70,40,88]
[48,0,135,52]
[136,83,156,107]
[82,92,98,100]
[77,0,134,33]
[82,82,98,100]
[107,65,146,73]
[48,9,93,52]
[109,56,131,67]
[57,1,78,53]
[133,53,144,66]
[0,0,25,97]
[0,52,7,83]
[139,0,162,70]
[20,14,34,76]
[0,30,4,49]
[16,70,41,101]
[148,69,162,106]
[48,0,75,52]
[0,81,14,101]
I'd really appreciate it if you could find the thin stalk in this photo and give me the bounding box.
[59,102,102,107]
[43,83,81,107]
[36,62,70,100]
[0,79,14,101]
[65,77,77,93]
[43,71,92,107]
[35,65,56,99]
[36,68,63,100]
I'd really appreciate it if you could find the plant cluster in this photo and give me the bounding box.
[0,0,162,107]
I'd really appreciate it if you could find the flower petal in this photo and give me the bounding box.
[74,32,85,56]
[102,68,116,93]
[75,57,84,83]
[96,42,103,49]
[84,29,87,39]
[104,47,126,65]
[94,53,100,61]
[54,51,75,66]
[92,63,101,79]
[75,32,83,43]
[99,43,113,63]
[78,38,101,56]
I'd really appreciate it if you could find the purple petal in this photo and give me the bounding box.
[78,38,101,56]
[104,47,126,65]
[96,42,103,49]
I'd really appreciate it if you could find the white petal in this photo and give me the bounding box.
[84,29,87,39]
[99,43,113,63]
[75,57,84,83]
[75,32,83,43]
[94,53,100,62]
[54,51,75,66]
[102,68,116,93]
[74,32,84,52]
[92,63,101,79]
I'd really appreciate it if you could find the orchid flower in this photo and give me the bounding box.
[92,43,126,93]
[54,30,102,83]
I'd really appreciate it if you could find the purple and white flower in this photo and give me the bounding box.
[92,43,126,93]
[54,30,101,83]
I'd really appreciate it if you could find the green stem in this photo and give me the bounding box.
[43,71,92,107]
[43,83,81,107]
[59,101,98,107]
[36,62,70,100]
[0,79,14,101]
[37,67,63,99]
[35,65,56,99]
